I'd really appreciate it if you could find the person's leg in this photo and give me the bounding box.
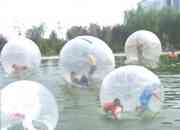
[137,44,143,64]
[136,105,146,113]
[70,72,81,84]
[23,118,37,130]
[88,65,96,76]
[79,75,89,86]
[136,98,149,113]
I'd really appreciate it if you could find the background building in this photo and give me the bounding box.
[138,0,180,10]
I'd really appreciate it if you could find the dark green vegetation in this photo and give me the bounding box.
[1,8,180,56]
[158,54,180,73]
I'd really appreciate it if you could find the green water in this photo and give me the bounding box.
[0,59,180,130]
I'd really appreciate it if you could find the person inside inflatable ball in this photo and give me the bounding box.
[136,85,160,114]
[102,98,124,120]
[70,54,97,87]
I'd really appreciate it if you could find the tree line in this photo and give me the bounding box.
[1,7,180,56]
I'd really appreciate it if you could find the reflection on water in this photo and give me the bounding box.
[0,59,180,130]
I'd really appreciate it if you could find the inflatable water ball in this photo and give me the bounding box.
[125,30,162,68]
[0,29,18,42]
[100,65,163,119]
[59,35,115,87]
[1,80,59,130]
[1,36,41,76]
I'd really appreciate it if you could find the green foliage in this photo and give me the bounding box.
[26,28,65,56]
[125,7,160,33]
[37,38,65,56]
[65,8,180,52]
[66,24,128,52]
[26,23,46,43]
[66,26,88,40]
[110,25,129,52]
[124,7,180,50]
[0,34,7,52]
[160,53,180,64]
[88,23,102,38]
[2,7,180,56]
[158,53,180,73]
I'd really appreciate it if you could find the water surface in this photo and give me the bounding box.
[0,59,180,130]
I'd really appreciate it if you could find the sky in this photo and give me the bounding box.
[0,0,142,37]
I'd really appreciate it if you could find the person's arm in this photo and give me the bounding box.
[153,92,160,100]
[103,106,108,113]
[88,55,96,65]
[112,111,118,120]
[71,76,80,84]
[22,65,28,70]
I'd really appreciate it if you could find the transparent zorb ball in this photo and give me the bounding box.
[1,36,41,77]
[1,80,59,130]
[59,35,115,88]
[125,30,162,68]
[100,65,163,119]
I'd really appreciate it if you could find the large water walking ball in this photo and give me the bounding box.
[125,30,162,68]
[1,36,41,77]
[59,35,115,87]
[1,80,59,130]
[100,65,163,119]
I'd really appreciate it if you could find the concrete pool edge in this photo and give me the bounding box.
[41,51,180,61]
[0,51,180,62]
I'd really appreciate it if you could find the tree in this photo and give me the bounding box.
[123,7,180,50]
[110,25,129,52]
[87,23,101,38]
[99,26,112,44]
[159,8,180,49]
[0,34,7,52]
[66,26,88,40]
[49,30,58,42]
[25,23,45,43]
[124,7,160,34]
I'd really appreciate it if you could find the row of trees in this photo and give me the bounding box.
[1,7,180,55]
[26,24,65,56]
[124,7,180,50]
[66,24,129,52]
[66,7,180,52]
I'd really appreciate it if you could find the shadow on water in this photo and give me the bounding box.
[0,58,180,130]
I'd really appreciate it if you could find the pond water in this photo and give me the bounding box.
[0,58,180,130]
